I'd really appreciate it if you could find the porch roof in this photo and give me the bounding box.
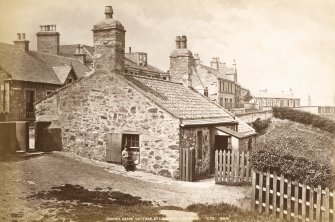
[215,126,252,139]
[180,117,236,127]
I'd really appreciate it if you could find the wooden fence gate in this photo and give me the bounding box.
[252,170,335,222]
[215,150,251,184]
[180,148,195,182]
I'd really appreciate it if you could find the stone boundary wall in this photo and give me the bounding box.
[236,110,273,123]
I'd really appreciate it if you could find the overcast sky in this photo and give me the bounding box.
[0,0,334,106]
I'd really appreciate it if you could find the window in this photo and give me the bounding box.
[122,134,140,164]
[197,131,203,160]
[220,97,224,107]
[46,90,53,96]
[125,69,128,73]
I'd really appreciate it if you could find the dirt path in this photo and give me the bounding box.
[0,152,251,221]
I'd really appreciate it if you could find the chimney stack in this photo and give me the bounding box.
[74,44,86,64]
[36,24,60,55]
[193,53,201,66]
[210,57,219,70]
[105,6,114,19]
[129,47,131,53]
[180,35,187,49]
[175,36,181,49]
[92,6,126,73]
[13,33,30,52]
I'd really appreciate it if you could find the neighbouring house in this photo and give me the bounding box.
[252,89,300,110]
[169,38,251,111]
[35,6,256,179]
[0,31,91,122]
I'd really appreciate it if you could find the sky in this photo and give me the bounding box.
[0,0,334,106]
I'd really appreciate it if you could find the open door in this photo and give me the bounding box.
[106,133,122,163]
[214,135,229,151]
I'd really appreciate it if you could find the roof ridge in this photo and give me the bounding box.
[129,74,183,85]
[29,50,89,63]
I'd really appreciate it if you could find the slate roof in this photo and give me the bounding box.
[196,64,235,81]
[59,45,94,62]
[0,42,90,85]
[125,57,166,74]
[125,75,234,120]
[254,92,299,99]
[53,66,72,84]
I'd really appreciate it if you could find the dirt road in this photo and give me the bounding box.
[0,152,251,221]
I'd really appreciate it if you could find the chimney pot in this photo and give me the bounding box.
[175,36,181,49]
[21,33,25,40]
[129,46,131,53]
[181,35,187,48]
[105,6,114,19]
[17,33,21,40]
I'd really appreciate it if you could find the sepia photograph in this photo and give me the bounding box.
[0,0,334,221]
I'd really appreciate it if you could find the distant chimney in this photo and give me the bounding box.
[210,57,219,70]
[129,47,131,53]
[74,44,86,64]
[180,35,187,49]
[193,53,201,66]
[175,36,181,49]
[36,24,60,55]
[105,6,114,19]
[13,33,30,52]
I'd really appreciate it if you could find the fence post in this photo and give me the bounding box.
[272,171,277,216]
[265,171,270,215]
[215,150,218,183]
[235,151,240,182]
[251,170,256,210]
[258,172,264,213]
[287,177,292,221]
[279,174,285,221]
[301,181,306,222]
[294,179,299,222]
[222,150,226,182]
[227,150,231,182]
[316,185,322,222]
[322,187,329,222]
[309,185,314,222]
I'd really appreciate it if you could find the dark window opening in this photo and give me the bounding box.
[67,78,73,85]
[46,90,53,96]
[197,131,203,160]
[25,90,35,118]
[122,134,140,164]
[162,77,167,80]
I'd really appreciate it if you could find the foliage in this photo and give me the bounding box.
[273,107,335,134]
[243,91,253,102]
[252,118,270,134]
[187,203,274,222]
[250,119,335,189]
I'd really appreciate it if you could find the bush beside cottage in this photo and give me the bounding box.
[250,119,335,189]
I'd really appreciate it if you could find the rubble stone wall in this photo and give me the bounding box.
[35,72,181,178]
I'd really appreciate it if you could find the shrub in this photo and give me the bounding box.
[273,107,335,134]
[252,118,270,134]
[250,146,334,189]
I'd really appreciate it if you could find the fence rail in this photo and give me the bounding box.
[215,150,251,184]
[252,170,335,222]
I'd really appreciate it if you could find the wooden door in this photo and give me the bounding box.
[106,133,122,162]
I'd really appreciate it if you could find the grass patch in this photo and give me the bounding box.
[29,184,167,221]
[186,203,273,222]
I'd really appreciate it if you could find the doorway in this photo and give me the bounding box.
[214,135,229,151]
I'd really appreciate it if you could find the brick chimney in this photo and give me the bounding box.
[169,35,193,87]
[74,44,86,64]
[13,33,30,52]
[36,25,60,55]
[92,6,126,73]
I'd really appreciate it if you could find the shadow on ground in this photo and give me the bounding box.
[28,184,167,222]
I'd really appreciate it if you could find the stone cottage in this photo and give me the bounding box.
[0,32,91,122]
[35,6,256,179]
